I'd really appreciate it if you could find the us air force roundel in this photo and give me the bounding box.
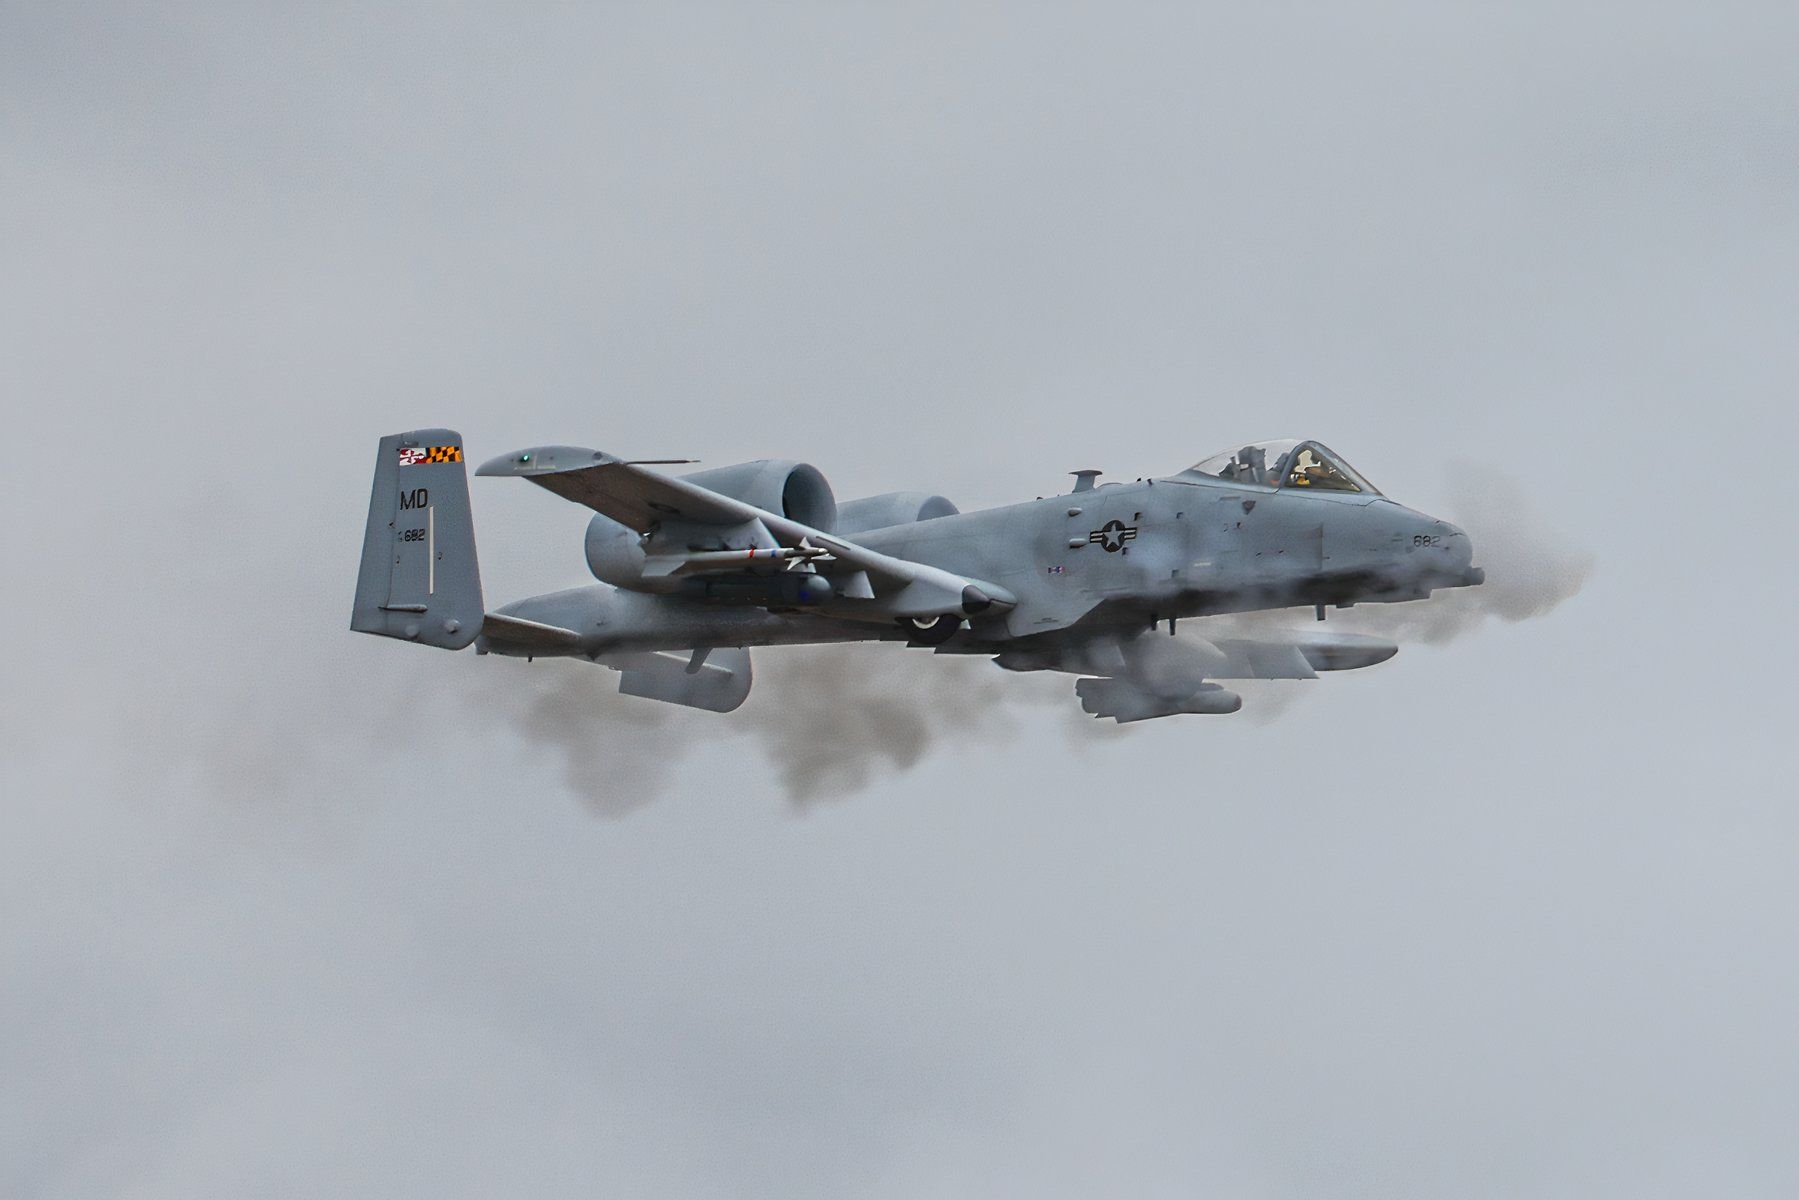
[1088,520,1138,552]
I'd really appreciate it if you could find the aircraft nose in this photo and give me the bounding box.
[1439,520,1474,567]
[1433,518,1485,585]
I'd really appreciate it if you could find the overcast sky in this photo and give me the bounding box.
[3,3,1796,1196]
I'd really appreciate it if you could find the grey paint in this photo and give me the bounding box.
[355,432,1478,720]
[350,430,484,650]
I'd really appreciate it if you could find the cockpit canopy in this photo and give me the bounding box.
[1188,439,1379,495]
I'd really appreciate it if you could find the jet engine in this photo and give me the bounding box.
[584,513,652,589]
[679,460,838,533]
[584,459,839,592]
[835,491,960,535]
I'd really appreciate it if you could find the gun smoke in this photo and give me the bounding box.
[1343,464,1594,642]
[453,646,1081,815]
[1198,464,1588,635]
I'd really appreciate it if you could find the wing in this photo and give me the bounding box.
[476,446,745,528]
[478,445,1014,621]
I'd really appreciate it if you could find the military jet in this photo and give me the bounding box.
[352,430,1483,721]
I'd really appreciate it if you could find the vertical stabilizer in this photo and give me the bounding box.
[351,429,484,649]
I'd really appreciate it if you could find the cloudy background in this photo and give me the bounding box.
[3,3,1795,1195]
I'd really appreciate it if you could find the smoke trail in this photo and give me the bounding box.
[166,628,1073,821]
[451,645,1086,815]
[731,645,1046,808]
[448,656,680,818]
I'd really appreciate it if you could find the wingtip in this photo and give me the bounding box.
[475,446,616,477]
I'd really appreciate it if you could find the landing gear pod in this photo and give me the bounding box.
[902,614,962,646]
[1075,678,1242,722]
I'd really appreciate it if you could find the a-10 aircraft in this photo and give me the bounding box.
[353,430,1483,721]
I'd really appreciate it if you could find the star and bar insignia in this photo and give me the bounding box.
[399,445,463,466]
[1088,519,1139,552]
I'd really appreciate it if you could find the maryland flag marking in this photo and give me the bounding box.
[399,445,462,466]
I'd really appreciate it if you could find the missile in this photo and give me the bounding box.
[642,543,833,577]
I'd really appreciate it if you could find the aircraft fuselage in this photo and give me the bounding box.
[483,470,1480,658]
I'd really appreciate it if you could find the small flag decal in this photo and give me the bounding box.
[399,445,461,466]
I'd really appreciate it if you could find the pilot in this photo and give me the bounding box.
[1238,445,1266,485]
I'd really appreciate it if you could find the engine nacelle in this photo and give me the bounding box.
[835,491,960,535]
[585,513,652,589]
[585,459,839,591]
[679,460,838,533]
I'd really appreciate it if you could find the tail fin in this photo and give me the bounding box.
[351,429,484,649]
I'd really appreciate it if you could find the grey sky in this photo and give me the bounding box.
[3,3,1795,1196]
